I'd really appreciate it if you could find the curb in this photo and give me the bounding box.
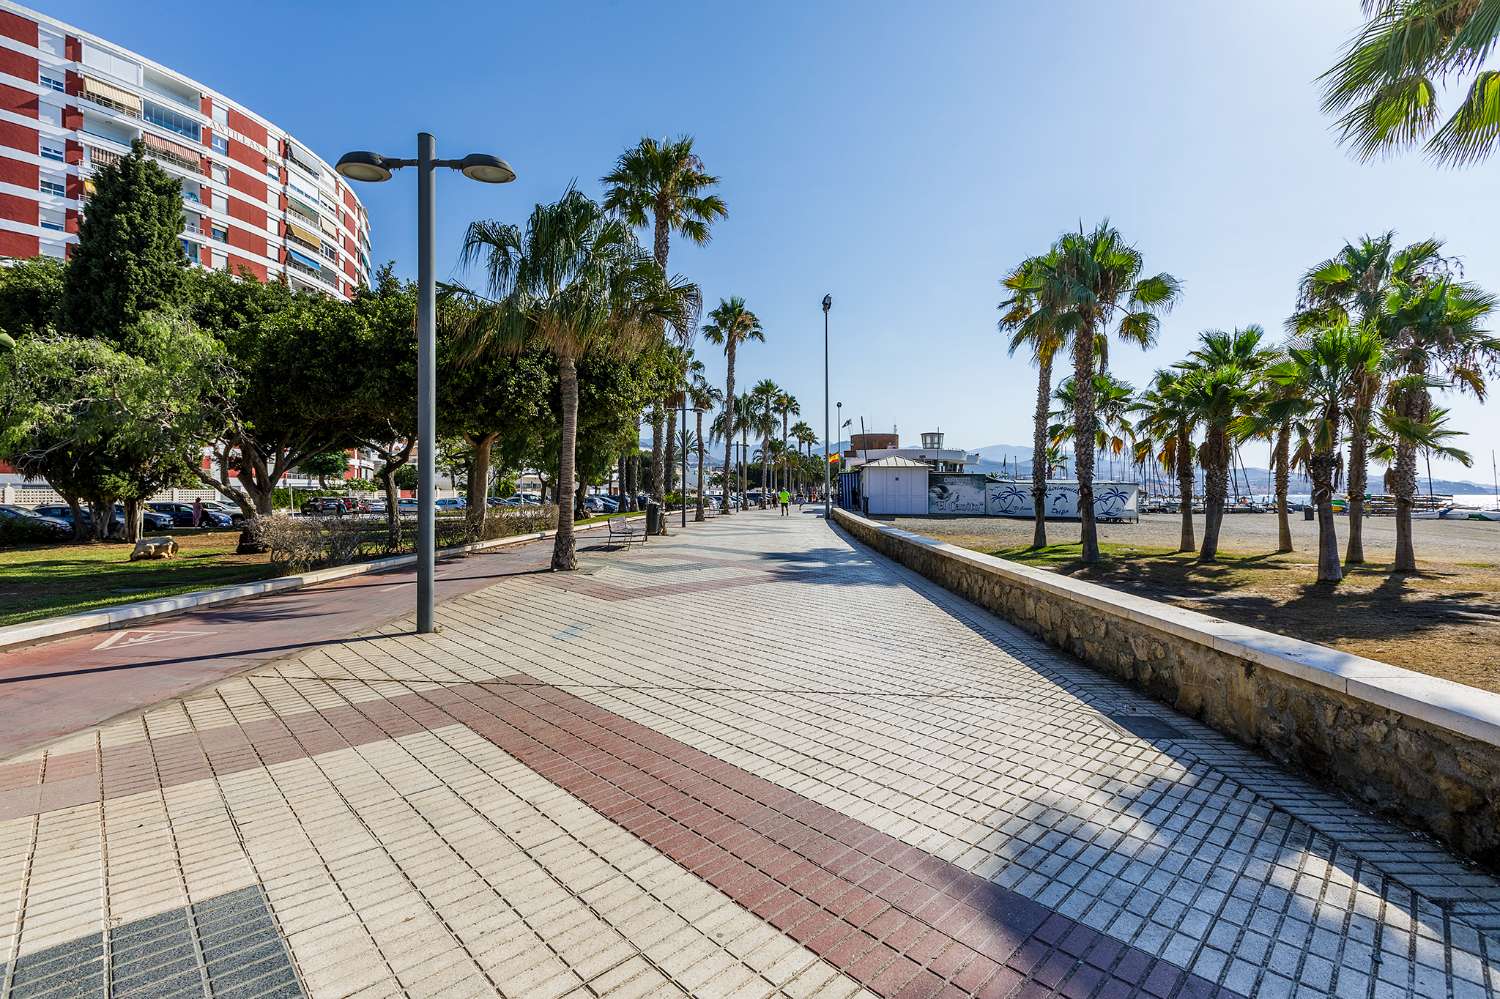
[0,518,621,652]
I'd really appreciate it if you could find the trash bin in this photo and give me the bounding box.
[1304,507,1314,521]
[645,501,661,537]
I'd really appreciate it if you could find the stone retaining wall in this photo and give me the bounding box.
[833,508,1500,870]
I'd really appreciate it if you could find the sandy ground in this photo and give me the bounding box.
[890,511,1500,693]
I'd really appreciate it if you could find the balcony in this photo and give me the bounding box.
[142,101,201,143]
[142,133,202,173]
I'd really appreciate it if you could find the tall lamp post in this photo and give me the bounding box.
[336,135,515,635]
[822,294,832,518]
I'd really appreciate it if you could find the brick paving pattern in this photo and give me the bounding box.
[0,511,1497,997]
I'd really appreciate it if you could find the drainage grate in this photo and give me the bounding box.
[0,884,302,998]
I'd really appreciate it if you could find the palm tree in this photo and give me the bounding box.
[773,390,799,489]
[1049,373,1136,461]
[1321,1,1500,166]
[1176,326,1273,561]
[737,390,754,505]
[1265,324,1382,583]
[1132,370,1199,552]
[1290,234,1446,564]
[687,372,721,522]
[700,297,763,513]
[459,187,696,570]
[750,378,779,507]
[1000,249,1074,548]
[790,420,817,493]
[661,346,704,499]
[1380,273,1497,570]
[602,136,728,518]
[1032,221,1181,562]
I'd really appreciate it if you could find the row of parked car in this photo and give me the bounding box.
[297,493,555,517]
[0,499,246,541]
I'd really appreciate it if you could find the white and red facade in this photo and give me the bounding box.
[0,1,371,298]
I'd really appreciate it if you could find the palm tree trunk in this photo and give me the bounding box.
[625,453,637,511]
[650,405,666,534]
[1312,451,1342,583]
[1072,323,1100,562]
[1345,413,1369,565]
[553,355,580,571]
[722,346,736,515]
[1176,430,1195,553]
[1030,352,1051,548]
[1200,431,1227,561]
[1275,419,1292,553]
[760,438,770,508]
[695,410,706,522]
[1392,385,1427,573]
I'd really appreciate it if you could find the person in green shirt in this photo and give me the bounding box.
[778,488,791,516]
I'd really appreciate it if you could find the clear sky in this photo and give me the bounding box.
[39,0,1500,481]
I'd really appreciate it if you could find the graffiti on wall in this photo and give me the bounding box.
[983,480,1139,520]
[928,474,987,514]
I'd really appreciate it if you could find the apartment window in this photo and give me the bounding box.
[38,29,64,58]
[211,191,227,214]
[39,177,66,197]
[265,159,277,181]
[211,103,227,127]
[40,208,65,232]
[39,73,64,93]
[39,141,65,162]
[40,104,62,128]
[142,101,200,142]
[40,240,66,260]
[211,162,228,184]
[211,250,227,270]
[211,223,227,243]
[211,134,228,155]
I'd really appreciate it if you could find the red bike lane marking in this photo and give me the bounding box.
[0,541,552,760]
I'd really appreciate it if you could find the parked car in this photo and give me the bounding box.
[434,497,467,513]
[198,500,247,526]
[0,504,73,540]
[119,505,176,531]
[32,503,109,536]
[583,495,617,514]
[146,501,234,528]
[300,497,347,517]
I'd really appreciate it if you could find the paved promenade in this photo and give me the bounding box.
[1,511,1498,998]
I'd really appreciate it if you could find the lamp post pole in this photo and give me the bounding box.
[335,138,514,636]
[822,294,832,518]
[415,134,437,633]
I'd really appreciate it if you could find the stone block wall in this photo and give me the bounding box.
[833,509,1500,871]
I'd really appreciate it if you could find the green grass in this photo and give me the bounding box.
[0,530,279,627]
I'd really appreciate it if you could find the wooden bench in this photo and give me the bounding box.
[607,515,646,545]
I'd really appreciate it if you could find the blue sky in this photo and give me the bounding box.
[42,1,1500,480]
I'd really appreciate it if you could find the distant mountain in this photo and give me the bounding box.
[974,444,1033,463]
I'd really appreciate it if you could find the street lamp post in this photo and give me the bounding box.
[335,136,515,635]
[822,294,832,519]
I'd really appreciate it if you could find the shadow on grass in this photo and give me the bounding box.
[984,542,1498,647]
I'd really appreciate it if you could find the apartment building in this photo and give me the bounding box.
[0,1,371,298]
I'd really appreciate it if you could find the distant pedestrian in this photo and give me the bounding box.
[778,488,791,516]
[191,497,204,528]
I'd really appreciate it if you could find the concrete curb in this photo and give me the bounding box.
[0,518,620,652]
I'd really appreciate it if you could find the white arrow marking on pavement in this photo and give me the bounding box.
[92,628,218,651]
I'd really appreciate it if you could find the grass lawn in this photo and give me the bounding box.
[965,538,1500,693]
[0,530,279,627]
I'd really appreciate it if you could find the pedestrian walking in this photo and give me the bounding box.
[191,497,204,528]
[778,488,791,517]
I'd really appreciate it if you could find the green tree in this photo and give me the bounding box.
[299,451,349,489]
[602,135,727,514]
[688,372,722,521]
[1291,233,1448,564]
[1132,370,1200,553]
[0,256,65,340]
[1031,222,1181,562]
[1176,326,1274,561]
[749,378,780,508]
[1321,0,1500,166]
[62,141,188,344]
[1266,324,1383,583]
[701,297,763,514]
[188,270,360,527]
[460,187,697,570]
[1000,248,1074,548]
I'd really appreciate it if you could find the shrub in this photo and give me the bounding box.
[259,515,365,571]
[481,505,557,540]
